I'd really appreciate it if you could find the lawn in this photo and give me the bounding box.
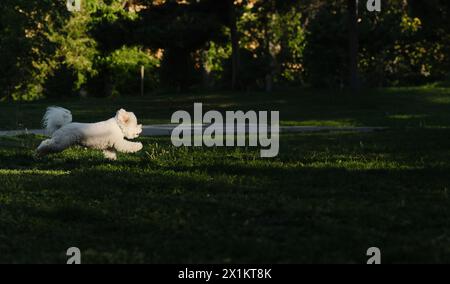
[1,87,450,263]
[1,86,450,130]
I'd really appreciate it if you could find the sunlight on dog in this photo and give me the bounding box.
[36,107,143,160]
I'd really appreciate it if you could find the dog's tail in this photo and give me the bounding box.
[42,106,72,136]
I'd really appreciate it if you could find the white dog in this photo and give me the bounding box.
[36,107,143,160]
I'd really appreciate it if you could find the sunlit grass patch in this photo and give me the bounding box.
[0,169,69,176]
[387,114,428,120]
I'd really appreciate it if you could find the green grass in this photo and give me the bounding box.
[1,129,450,263]
[1,87,450,263]
[1,86,450,130]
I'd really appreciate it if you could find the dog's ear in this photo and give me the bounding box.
[117,109,130,124]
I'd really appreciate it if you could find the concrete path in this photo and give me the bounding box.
[0,124,387,137]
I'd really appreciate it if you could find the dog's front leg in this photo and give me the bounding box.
[114,139,143,153]
[103,149,117,160]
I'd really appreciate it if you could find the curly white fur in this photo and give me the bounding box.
[37,107,143,160]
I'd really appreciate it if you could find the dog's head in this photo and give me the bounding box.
[115,109,143,139]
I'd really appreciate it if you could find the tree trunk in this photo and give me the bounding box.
[347,0,359,91]
[229,0,240,91]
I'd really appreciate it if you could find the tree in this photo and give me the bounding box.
[92,0,227,91]
[236,0,305,91]
[228,0,240,90]
[347,0,359,91]
[0,0,68,100]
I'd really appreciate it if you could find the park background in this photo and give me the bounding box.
[0,0,450,263]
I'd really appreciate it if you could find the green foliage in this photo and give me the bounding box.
[0,0,68,100]
[44,3,99,97]
[303,3,348,88]
[279,7,306,83]
[0,0,151,100]
[204,41,232,83]
[1,0,449,99]
[100,46,160,96]
[358,3,448,87]
[133,1,227,90]
[237,1,306,88]
[304,0,450,88]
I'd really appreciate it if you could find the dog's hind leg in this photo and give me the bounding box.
[36,138,72,156]
[103,149,117,160]
[36,139,54,157]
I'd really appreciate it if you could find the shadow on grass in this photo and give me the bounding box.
[1,162,450,263]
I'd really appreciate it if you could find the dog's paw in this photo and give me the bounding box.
[135,142,143,152]
[103,151,117,161]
